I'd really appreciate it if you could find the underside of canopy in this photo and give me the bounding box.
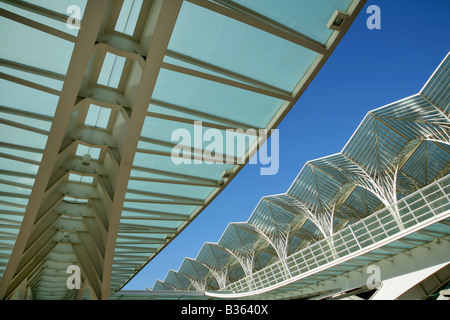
[155,52,450,292]
[0,0,366,299]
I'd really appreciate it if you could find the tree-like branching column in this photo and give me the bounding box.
[252,226,292,279]
[208,266,229,290]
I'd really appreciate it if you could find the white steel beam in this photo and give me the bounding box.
[186,0,327,54]
[0,8,77,43]
[0,0,110,299]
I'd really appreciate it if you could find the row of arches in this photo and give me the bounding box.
[153,55,450,291]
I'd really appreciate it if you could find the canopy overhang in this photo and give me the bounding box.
[0,0,366,299]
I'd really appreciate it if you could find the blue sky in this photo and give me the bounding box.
[122,0,450,290]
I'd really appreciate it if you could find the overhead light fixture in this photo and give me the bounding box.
[221,170,233,179]
[82,153,91,166]
[327,10,349,31]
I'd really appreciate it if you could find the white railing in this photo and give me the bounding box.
[222,175,450,294]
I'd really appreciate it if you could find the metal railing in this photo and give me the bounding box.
[223,175,450,293]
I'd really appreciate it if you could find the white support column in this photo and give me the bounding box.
[189,278,207,292]
[208,266,229,291]
[0,0,109,300]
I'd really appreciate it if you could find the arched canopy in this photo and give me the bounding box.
[153,280,173,291]
[248,196,308,238]
[163,270,191,290]
[154,52,450,291]
[218,222,266,254]
[178,258,209,282]
[420,53,449,115]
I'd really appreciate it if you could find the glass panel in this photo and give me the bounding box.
[118,218,181,229]
[122,201,198,216]
[0,182,31,197]
[163,55,254,87]
[139,116,258,161]
[0,123,47,150]
[0,174,34,188]
[0,196,28,207]
[127,179,214,201]
[0,146,42,163]
[0,157,39,175]
[0,111,51,132]
[0,66,64,92]
[423,222,450,235]
[422,183,442,198]
[353,224,373,248]
[409,198,432,222]
[152,69,284,129]
[0,80,59,117]
[441,183,450,195]
[168,1,319,92]
[0,1,80,38]
[24,0,87,18]
[132,152,233,182]
[0,17,74,75]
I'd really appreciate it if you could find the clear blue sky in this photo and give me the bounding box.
[122,0,450,290]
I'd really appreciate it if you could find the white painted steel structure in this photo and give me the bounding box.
[0,0,365,299]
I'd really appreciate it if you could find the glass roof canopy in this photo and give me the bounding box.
[154,53,450,292]
[0,0,366,299]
